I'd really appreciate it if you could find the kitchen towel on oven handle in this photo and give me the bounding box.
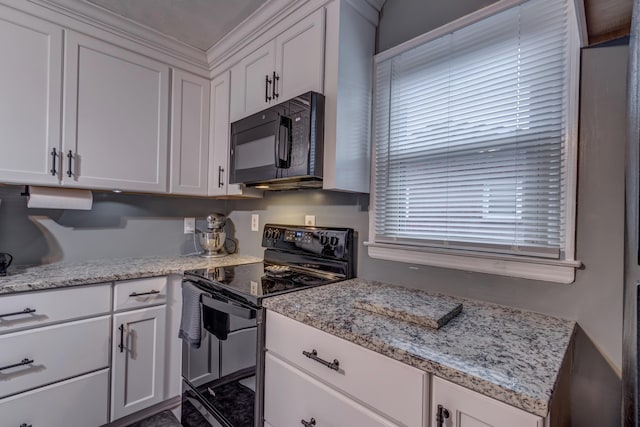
[179,281,209,348]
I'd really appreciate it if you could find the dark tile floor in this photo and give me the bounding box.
[126,410,182,427]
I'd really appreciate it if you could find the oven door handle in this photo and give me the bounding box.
[201,295,256,320]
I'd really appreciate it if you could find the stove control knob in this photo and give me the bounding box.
[265,228,273,240]
[330,236,339,247]
[273,229,281,240]
[319,235,328,246]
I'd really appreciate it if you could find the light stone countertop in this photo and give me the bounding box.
[262,278,576,418]
[0,254,262,294]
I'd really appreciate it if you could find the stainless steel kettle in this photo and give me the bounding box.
[0,252,13,276]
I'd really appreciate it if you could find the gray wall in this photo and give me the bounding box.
[0,186,230,265]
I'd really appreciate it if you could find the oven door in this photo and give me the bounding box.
[181,291,261,427]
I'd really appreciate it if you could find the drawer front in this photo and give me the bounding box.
[0,315,110,398]
[0,284,111,334]
[114,276,167,310]
[266,310,426,427]
[0,368,109,427]
[265,352,396,427]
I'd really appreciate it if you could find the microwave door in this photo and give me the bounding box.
[230,115,280,184]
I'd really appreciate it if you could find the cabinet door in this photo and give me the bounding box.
[111,305,167,420]
[208,71,231,196]
[229,42,275,122]
[0,6,62,185]
[431,377,544,427]
[170,69,210,196]
[264,352,396,427]
[64,31,169,192]
[0,369,109,427]
[274,8,325,102]
[209,71,263,198]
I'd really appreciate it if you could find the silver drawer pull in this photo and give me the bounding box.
[0,308,36,318]
[0,358,34,371]
[129,290,160,297]
[302,349,340,371]
[20,423,33,427]
[301,418,316,427]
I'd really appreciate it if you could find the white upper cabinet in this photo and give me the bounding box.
[209,71,262,198]
[170,69,210,196]
[63,31,170,193]
[229,9,325,123]
[0,7,63,186]
[229,42,275,123]
[274,8,325,102]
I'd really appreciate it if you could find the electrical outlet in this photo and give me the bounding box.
[251,214,259,232]
[305,215,316,226]
[184,217,195,234]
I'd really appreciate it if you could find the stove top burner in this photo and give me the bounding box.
[185,262,338,306]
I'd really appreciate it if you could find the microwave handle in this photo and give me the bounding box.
[274,115,293,169]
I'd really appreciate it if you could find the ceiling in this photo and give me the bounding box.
[84,0,267,51]
[57,0,634,53]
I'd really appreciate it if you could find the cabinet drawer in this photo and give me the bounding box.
[114,276,167,310]
[0,284,110,334]
[0,315,110,398]
[266,310,425,427]
[265,352,396,427]
[0,368,109,427]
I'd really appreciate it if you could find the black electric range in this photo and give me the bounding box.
[180,224,356,427]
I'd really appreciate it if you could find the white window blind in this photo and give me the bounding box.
[373,0,573,259]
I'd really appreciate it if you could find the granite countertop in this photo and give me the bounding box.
[262,278,576,418]
[0,254,262,294]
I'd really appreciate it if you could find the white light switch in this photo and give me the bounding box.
[251,214,259,232]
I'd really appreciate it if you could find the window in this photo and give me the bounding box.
[367,0,581,283]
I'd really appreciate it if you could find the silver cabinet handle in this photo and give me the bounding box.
[20,423,33,427]
[301,418,316,427]
[129,290,160,297]
[0,358,33,372]
[0,308,36,318]
[302,349,340,371]
[118,324,125,353]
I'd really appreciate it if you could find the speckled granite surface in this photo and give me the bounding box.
[262,278,576,417]
[0,254,261,294]
[353,288,462,329]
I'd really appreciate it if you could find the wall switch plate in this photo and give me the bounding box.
[305,215,316,226]
[251,214,259,232]
[184,217,195,234]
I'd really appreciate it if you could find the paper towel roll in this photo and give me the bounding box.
[27,186,93,210]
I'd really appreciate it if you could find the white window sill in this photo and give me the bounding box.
[365,243,581,284]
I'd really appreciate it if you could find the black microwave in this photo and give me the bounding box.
[229,91,325,190]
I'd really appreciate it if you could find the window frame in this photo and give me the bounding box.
[366,0,583,283]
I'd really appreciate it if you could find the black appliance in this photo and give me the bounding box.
[0,252,12,276]
[229,91,325,190]
[180,224,355,427]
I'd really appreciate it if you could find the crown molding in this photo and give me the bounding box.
[21,0,210,72]
[205,0,304,70]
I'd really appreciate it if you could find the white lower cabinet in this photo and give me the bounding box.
[264,352,396,427]
[111,304,167,420]
[0,368,110,427]
[0,315,110,398]
[431,377,544,427]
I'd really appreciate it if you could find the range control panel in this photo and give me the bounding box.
[262,224,354,260]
